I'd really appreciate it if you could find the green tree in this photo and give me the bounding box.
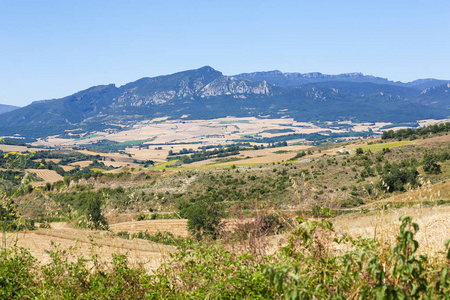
[422,152,441,174]
[85,194,108,230]
[181,199,222,239]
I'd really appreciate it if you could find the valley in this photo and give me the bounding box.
[1,67,449,298]
[2,120,450,298]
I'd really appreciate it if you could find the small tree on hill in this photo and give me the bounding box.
[422,152,441,174]
[85,194,108,230]
[181,199,222,240]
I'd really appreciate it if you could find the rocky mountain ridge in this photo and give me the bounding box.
[0,66,448,139]
[234,70,449,90]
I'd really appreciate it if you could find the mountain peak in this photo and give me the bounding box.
[197,65,219,73]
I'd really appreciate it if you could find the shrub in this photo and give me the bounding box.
[181,199,223,239]
[422,152,442,174]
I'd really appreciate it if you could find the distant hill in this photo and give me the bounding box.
[415,83,450,108]
[234,71,449,90]
[0,66,448,139]
[0,104,19,115]
[404,79,450,90]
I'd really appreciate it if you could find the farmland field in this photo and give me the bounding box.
[25,169,63,186]
[4,222,174,269]
[356,140,414,152]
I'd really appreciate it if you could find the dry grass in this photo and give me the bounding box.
[333,205,450,258]
[4,222,175,269]
[358,181,450,209]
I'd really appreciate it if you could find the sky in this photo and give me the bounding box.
[1,0,449,107]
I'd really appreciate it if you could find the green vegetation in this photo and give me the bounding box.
[168,145,241,164]
[0,138,27,147]
[180,199,223,239]
[380,122,419,130]
[1,130,450,298]
[116,230,189,246]
[82,138,156,153]
[288,150,306,161]
[0,199,35,233]
[261,128,295,134]
[76,134,102,141]
[382,122,450,140]
[0,150,119,192]
[2,215,450,298]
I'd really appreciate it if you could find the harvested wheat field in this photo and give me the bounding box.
[109,219,189,237]
[70,160,93,168]
[60,165,75,172]
[333,205,450,258]
[26,169,64,186]
[4,222,175,269]
[0,144,43,152]
[33,158,61,163]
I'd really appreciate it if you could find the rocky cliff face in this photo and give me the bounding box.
[200,77,271,97]
[111,67,272,107]
[234,70,398,87]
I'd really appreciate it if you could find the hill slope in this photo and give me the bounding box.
[0,104,19,115]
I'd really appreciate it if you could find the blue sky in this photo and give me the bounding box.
[1,0,449,106]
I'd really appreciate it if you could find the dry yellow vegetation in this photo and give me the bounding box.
[26,169,63,186]
[4,222,174,269]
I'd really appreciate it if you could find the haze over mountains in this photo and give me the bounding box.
[0,104,19,115]
[0,66,449,139]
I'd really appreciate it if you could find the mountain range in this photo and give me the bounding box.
[0,104,19,115]
[0,66,449,139]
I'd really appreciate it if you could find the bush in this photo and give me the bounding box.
[75,194,108,230]
[181,199,223,239]
[422,152,441,174]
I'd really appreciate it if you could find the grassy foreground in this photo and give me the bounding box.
[2,214,450,299]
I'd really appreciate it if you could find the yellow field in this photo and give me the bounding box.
[33,158,61,163]
[26,169,63,186]
[0,144,43,152]
[109,219,189,237]
[5,222,175,269]
[334,205,450,258]
[60,165,75,172]
[70,160,92,168]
